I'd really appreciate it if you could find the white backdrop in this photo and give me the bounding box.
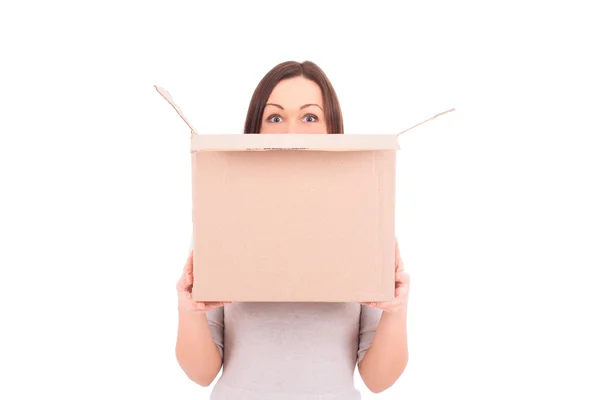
[1,1,599,399]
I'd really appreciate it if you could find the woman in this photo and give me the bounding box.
[175,61,410,400]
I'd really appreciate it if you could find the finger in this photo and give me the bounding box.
[196,301,232,310]
[177,251,194,290]
[396,273,410,297]
[394,239,404,272]
[176,273,191,292]
[183,250,194,274]
[177,263,194,290]
[205,303,225,311]
[397,271,410,285]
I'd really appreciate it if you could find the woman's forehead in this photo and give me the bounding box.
[267,76,323,109]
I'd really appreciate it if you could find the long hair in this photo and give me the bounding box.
[243,61,344,134]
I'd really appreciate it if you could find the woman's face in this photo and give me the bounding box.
[260,76,327,134]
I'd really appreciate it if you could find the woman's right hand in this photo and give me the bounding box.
[177,250,231,314]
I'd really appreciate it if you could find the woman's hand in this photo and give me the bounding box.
[361,239,410,314]
[177,250,231,313]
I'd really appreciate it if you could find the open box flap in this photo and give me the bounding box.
[154,85,198,136]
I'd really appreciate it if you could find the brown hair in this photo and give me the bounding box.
[243,61,344,134]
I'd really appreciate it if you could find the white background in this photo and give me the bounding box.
[1,1,599,399]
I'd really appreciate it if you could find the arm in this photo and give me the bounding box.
[175,248,226,387]
[357,308,408,393]
[176,308,224,387]
[357,238,410,393]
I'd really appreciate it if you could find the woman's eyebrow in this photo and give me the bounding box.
[265,103,324,111]
[300,103,323,111]
[265,103,284,110]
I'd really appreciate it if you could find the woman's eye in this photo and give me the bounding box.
[303,114,318,123]
[267,115,283,123]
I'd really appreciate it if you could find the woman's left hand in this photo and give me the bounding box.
[361,239,410,314]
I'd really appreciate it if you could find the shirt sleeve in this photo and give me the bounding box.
[206,307,225,359]
[189,237,225,359]
[357,304,382,364]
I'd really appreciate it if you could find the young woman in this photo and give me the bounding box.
[175,61,410,400]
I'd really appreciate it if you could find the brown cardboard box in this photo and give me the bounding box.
[156,86,398,302]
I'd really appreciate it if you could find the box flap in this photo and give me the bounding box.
[396,108,456,136]
[190,133,400,152]
[154,85,198,136]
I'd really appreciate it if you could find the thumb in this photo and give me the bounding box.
[176,271,192,292]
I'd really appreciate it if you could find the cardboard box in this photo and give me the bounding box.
[156,86,398,303]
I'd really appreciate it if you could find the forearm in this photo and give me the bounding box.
[358,309,408,393]
[175,311,222,386]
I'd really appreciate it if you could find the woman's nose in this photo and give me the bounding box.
[286,121,299,134]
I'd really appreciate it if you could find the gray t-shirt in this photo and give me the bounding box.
[205,301,382,400]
